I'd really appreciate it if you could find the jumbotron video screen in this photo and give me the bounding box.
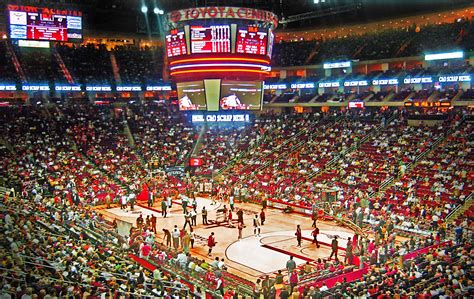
[220,81,263,110]
[177,81,207,111]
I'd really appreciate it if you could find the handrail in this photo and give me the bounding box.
[218,115,332,179]
[445,193,473,224]
[0,267,158,297]
[303,114,389,184]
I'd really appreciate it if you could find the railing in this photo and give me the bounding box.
[240,115,345,183]
[445,193,473,224]
[303,114,391,184]
[368,116,461,199]
[215,125,279,176]
[220,116,326,181]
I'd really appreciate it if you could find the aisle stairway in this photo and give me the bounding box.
[52,47,75,84]
[109,52,122,85]
[5,41,27,82]
[217,115,339,182]
[371,117,466,198]
[301,112,397,185]
[445,193,473,226]
[191,125,207,157]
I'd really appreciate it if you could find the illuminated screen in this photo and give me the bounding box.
[220,81,262,110]
[166,30,187,57]
[190,25,230,54]
[267,29,274,58]
[348,101,365,108]
[177,81,207,111]
[236,26,267,55]
[189,158,203,167]
[7,5,82,42]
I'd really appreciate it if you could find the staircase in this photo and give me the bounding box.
[5,41,27,82]
[52,47,75,84]
[236,115,345,184]
[216,119,315,177]
[369,117,465,198]
[394,38,412,57]
[381,91,395,102]
[191,125,207,157]
[304,43,321,65]
[352,44,366,59]
[427,90,440,102]
[452,90,464,102]
[445,194,473,226]
[122,120,135,148]
[109,52,122,85]
[301,112,398,185]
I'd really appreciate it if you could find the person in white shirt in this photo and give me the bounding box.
[120,195,127,210]
[179,95,193,110]
[217,258,225,269]
[172,225,180,249]
[221,94,241,109]
[175,252,188,269]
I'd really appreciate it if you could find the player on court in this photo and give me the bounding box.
[253,215,261,237]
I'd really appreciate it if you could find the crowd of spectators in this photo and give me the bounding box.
[12,46,66,84]
[0,41,21,84]
[126,103,197,168]
[56,44,115,85]
[308,112,453,230]
[384,122,473,231]
[113,46,164,85]
[272,19,474,67]
[0,186,198,297]
[0,102,472,298]
[193,114,288,176]
[219,110,385,208]
[64,105,147,187]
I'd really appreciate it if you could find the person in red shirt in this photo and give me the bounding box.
[289,269,299,294]
[140,243,151,258]
[295,225,302,247]
[260,209,266,225]
[207,232,216,256]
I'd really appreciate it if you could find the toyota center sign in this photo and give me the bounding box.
[167,7,278,29]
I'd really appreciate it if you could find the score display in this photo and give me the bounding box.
[7,5,82,42]
[166,30,187,57]
[236,26,267,55]
[190,25,230,54]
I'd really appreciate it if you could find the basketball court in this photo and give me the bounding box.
[97,196,357,281]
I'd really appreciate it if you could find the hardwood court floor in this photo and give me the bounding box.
[98,197,356,281]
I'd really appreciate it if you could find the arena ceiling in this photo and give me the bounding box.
[152,0,471,29]
[1,0,471,34]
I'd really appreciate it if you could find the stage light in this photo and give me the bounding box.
[154,8,164,15]
[141,5,148,13]
[425,51,463,61]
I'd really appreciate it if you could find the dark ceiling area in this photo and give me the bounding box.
[1,0,472,34]
[154,0,472,29]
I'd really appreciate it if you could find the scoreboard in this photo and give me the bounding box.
[236,26,267,55]
[166,7,276,82]
[7,5,82,42]
[190,25,231,54]
[166,30,187,57]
